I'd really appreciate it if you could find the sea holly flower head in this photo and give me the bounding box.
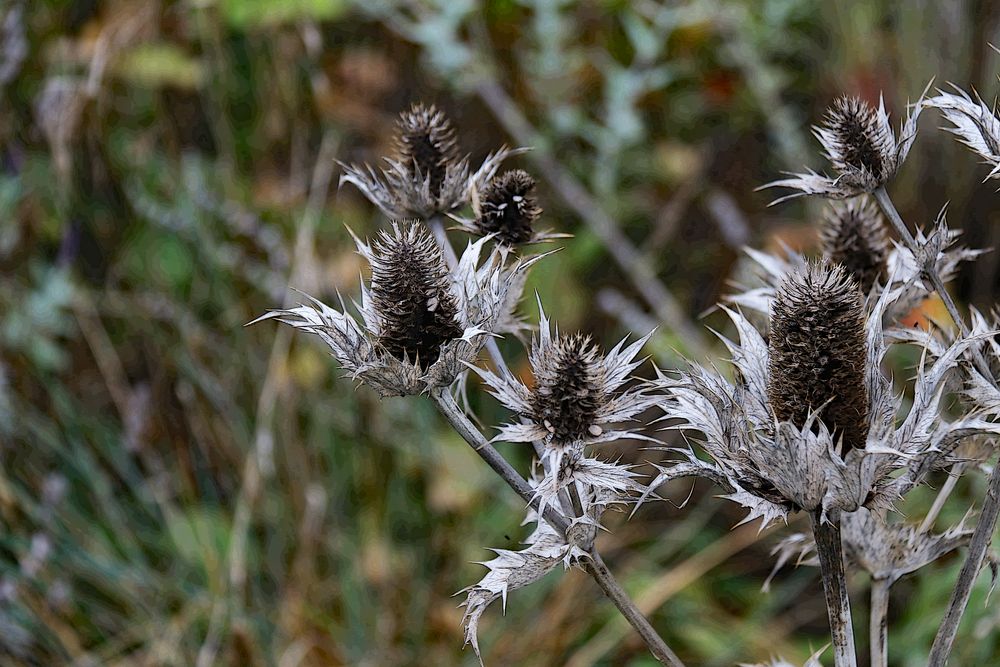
[339,102,527,219]
[252,222,541,397]
[649,261,1000,527]
[762,92,924,204]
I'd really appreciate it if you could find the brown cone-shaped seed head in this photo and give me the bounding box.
[477,169,542,246]
[396,103,460,199]
[530,333,604,444]
[767,262,870,453]
[369,223,462,368]
[824,96,891,184]
[820,198,890,293]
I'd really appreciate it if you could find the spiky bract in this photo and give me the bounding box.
[820,199,890,293]
[768,262,869,454]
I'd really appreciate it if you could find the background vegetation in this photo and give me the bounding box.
[3,1,1000,665]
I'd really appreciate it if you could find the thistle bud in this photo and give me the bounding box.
[476,169,543,246]
[530,333,604,444]
[767,262,869,453]
[395,103,460,199]
[820,198,890,293]
[821,96,897,190]
[368,223,462,368]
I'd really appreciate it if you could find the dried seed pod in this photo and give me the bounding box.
[767,262,869,453]
[820,198,890,293]
[476,169,542,246]
[530,333,604,444]
[368,222,462,367]
[395,103,460,198]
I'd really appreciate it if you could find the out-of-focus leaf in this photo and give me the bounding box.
[219,0,348,29]
[114,44,205,90]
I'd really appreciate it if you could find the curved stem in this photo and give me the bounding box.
[869,578,890,667]
[811,512,858,667]
[430,388,685,666]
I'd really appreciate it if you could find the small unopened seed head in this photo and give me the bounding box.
[768,262,869,453]
[823,96,895,188]
[820,198,890,293]
[477,169,542,246]
[530,333,604,444]
[395,103,460,198]
[369,223,462,368]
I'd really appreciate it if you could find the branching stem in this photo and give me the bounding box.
[430,388,685,666]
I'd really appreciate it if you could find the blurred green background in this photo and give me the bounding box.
[3,1,1000,665]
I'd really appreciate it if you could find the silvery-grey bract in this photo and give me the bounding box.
[820,198,890,293]
[765,507,972,590]
[925,87,1000,180]
[762,94,923,204]
[470,307,654,512]
[727,203,980,325]
[339,103,527,219]
[458,470,621,665]
[252,222,541,397]
[650,262,1000,526]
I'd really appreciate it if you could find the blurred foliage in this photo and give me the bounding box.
[3,0,1000,665]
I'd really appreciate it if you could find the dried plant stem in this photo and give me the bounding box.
[873,187,1000,666]
[869,578,890,667]
[920,466,962,533]
[810,512,858,667]
[928,464,1000,666]
[872,187,969,338]
[430,387,686,667]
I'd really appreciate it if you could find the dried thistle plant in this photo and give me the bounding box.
[763,93,924,203]
[252,222,539,396]
[339,103,527,219]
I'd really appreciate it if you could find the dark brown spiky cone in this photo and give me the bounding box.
[477,170,543,246]
[369,223,462,369]
[767,262,870,454]
[530,333,604,443]
[820,199,890,293]
[395,103,460,199]
[824,96,892,184]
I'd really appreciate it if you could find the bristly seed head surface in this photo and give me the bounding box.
[477,169,543,246]
[768,262,870,453]
[824,96,890,183]
[369,223,462,368]
[820,198,890,293]
[395,103,460,198]
[530,333,604,443]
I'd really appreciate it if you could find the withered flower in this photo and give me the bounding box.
[340,103,526,219]
[763,93,924,204]
[767,263,869,455]
[649,261,999,526]
[252,222,541,397]
[820,198,890,293]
